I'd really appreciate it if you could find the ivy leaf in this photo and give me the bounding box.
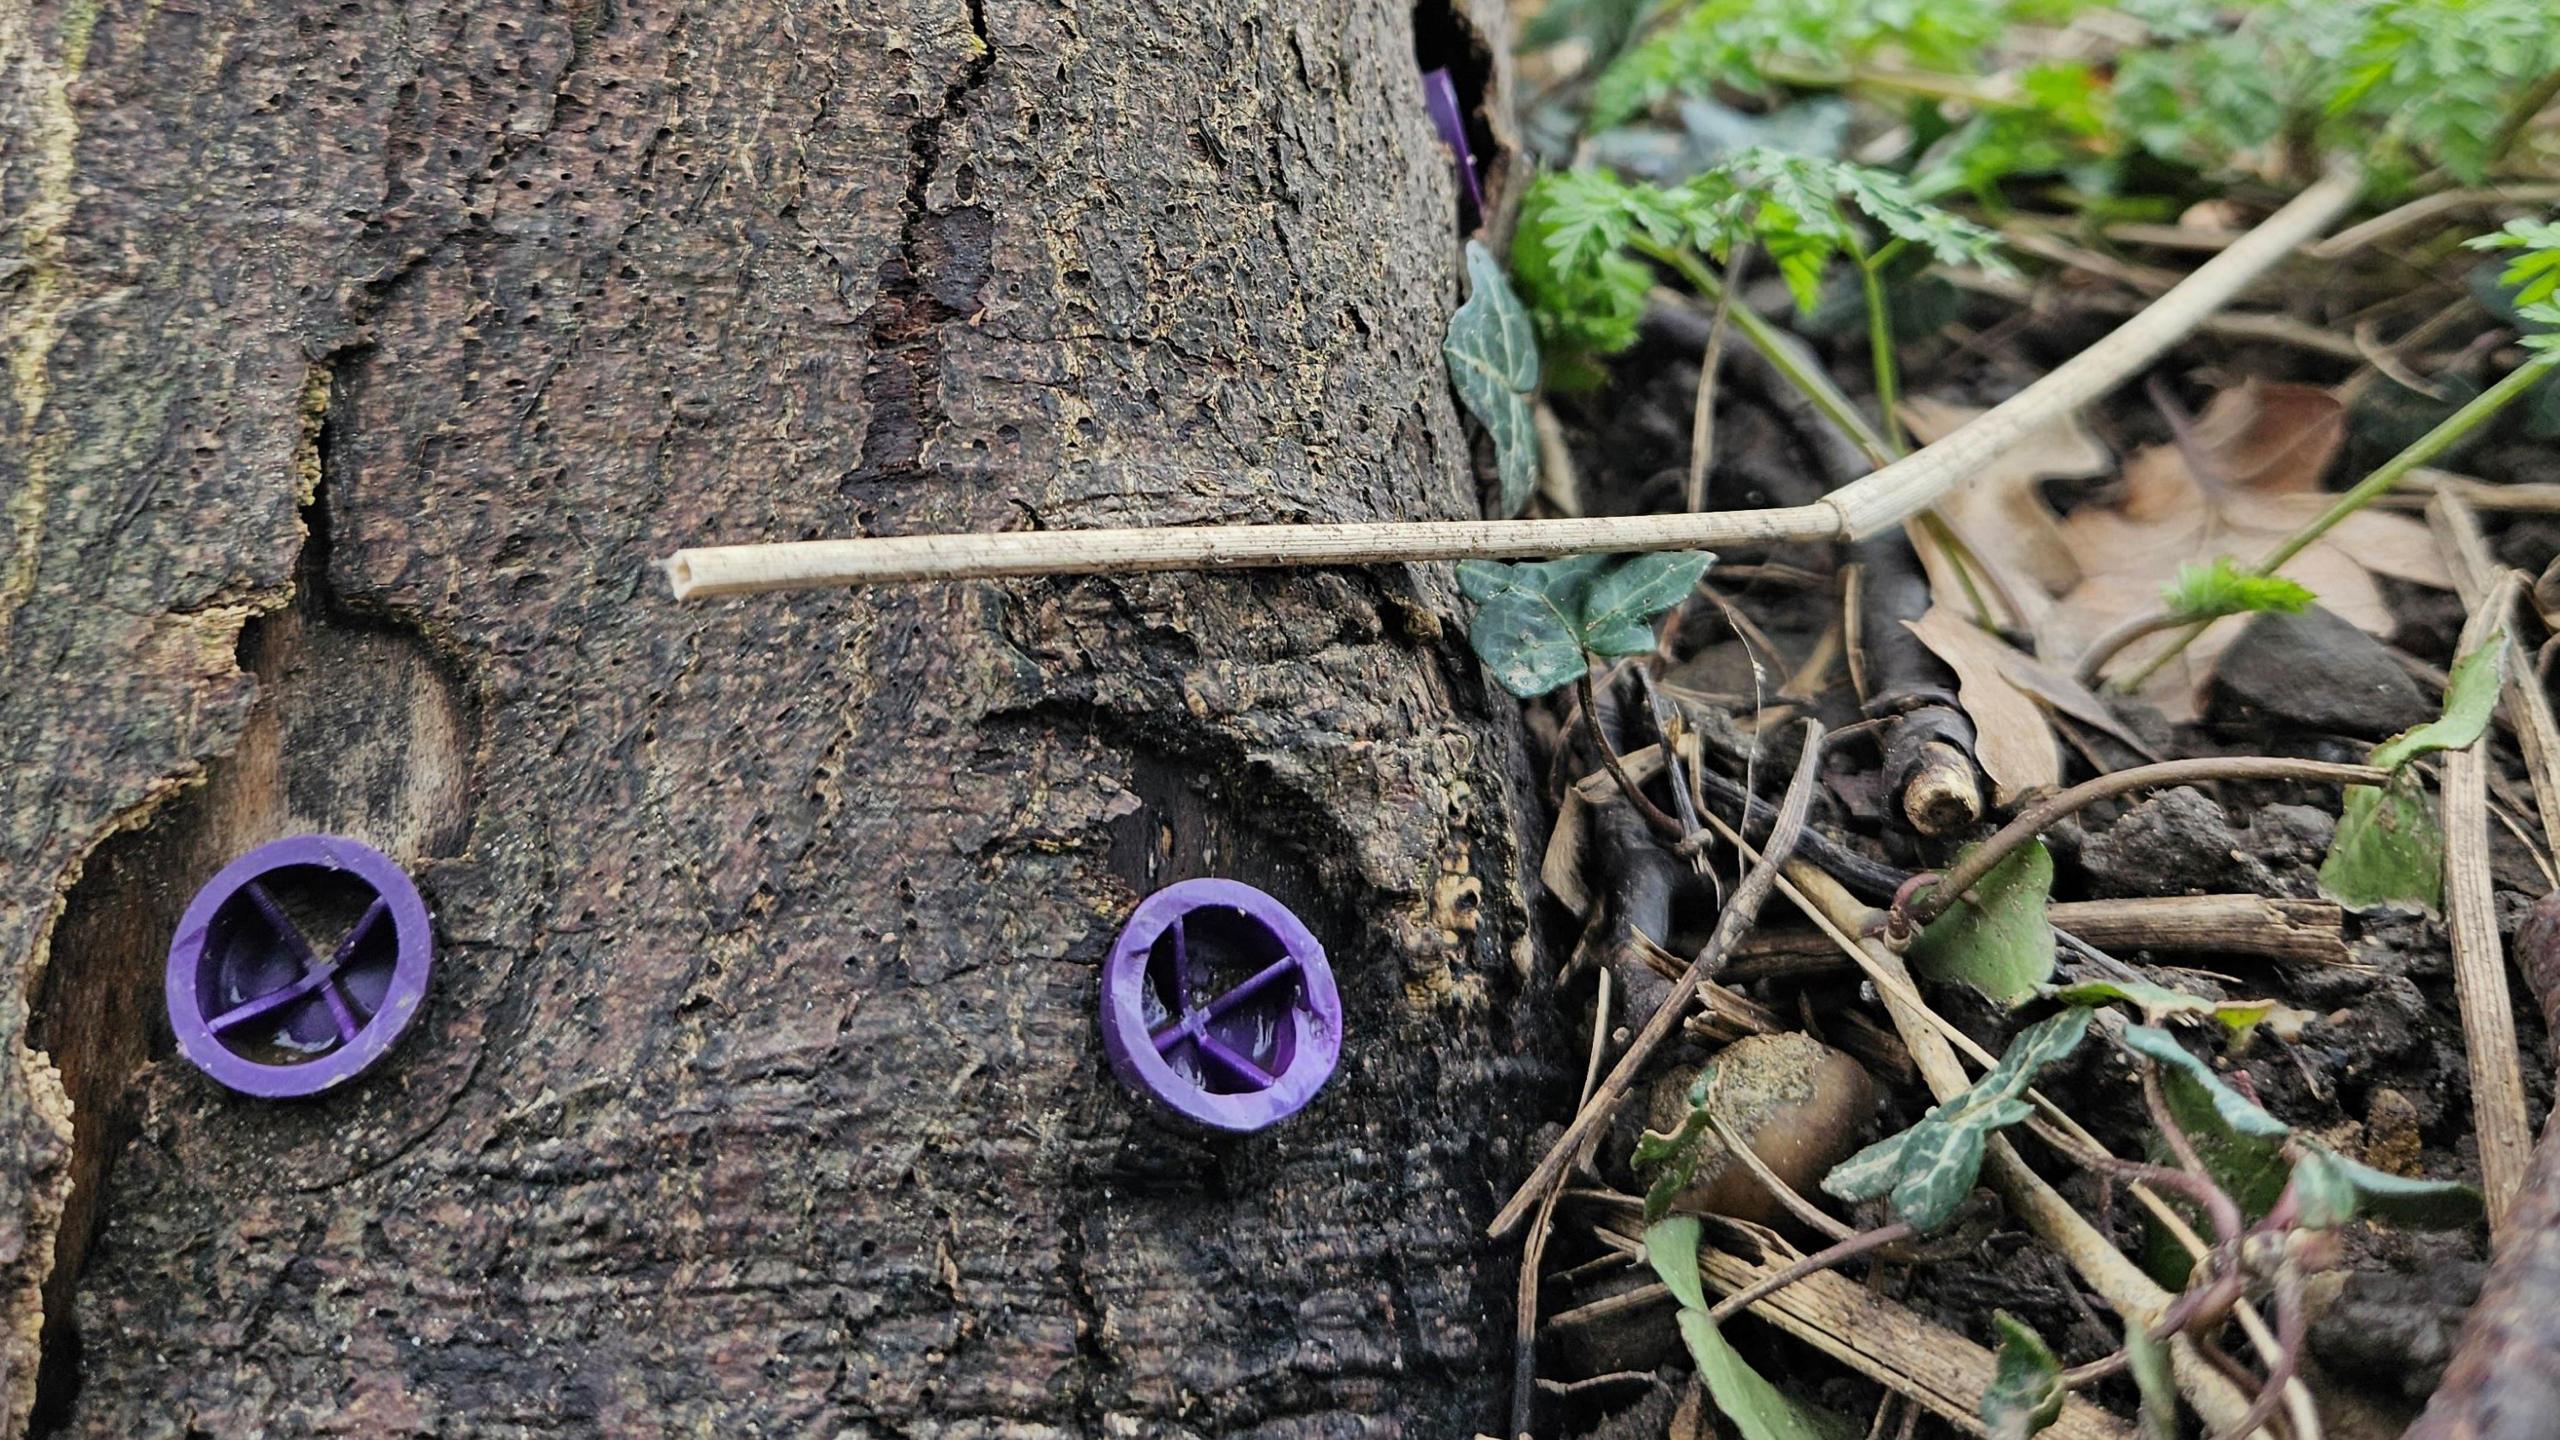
[2369,630,2506,771]
[1582,551,1717,654]
[1886,1117,1994,1232]
[2163,557,2316,623]
[1646,1218,1848,1440]
[1823,1008,2088,1229]
[2045,978,2314,1046]
[2126,1321,2178,1440]
[1461,552,1714,698]
[2290,1145,2483,1230]
[1910,840,2056,1005]
[1463,556,1609,699]
[1983,1312,2065,1440]
[1443,240,1543,516]
[2116,1025,2291,1140]
[2320,773,2445,912]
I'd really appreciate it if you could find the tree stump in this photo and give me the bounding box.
[0,0,1549,1431]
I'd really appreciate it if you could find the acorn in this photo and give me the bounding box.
[1642,1032,1877,1226]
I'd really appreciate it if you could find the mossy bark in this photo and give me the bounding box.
[0,0,1551,1432]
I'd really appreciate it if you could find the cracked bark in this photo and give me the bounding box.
[0,0,1549,1434]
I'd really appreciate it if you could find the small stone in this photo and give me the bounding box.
[2208,607,2433,738]
[2080,786,2262,897]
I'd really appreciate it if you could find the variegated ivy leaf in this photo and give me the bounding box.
[1886,1117,1991,1232]
[1821,1008,2088,1230]
[2126,1321,2177,1440]
[1459,551,1714,698]
[1444,240,1542,516]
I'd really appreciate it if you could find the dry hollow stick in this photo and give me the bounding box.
[661,166,2362,596]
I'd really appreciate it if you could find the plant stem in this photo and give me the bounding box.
[2073,610,2190,687]
[1580,669,1688,842]
[2489,68,2560,170]
[2210,1267,2307,1440]
[1638,239,1897,467]
[1904,756,2390,927]
[1856,248,1909,457]
[2121,351,2560,691]
[1707,1222,1917,1323]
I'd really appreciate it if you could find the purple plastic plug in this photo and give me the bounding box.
[1422,68,1485,222]
[165,834,434,1099]
[1100,879,1341,1133]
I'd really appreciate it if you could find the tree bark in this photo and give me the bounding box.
[0,0,1548,1433]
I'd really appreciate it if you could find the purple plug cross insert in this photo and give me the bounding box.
[1422,68,1485,222]
[165,834,434,1099]
[1100,879,1341,1133]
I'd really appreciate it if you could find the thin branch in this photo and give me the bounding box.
[661,165,2365,596]
[1707,1222,1916,1323]
[1905,757,2389,927]
[1488,720,1826,1238]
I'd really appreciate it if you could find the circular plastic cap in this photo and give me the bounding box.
[1100,878,1341,1133]
[165,834,434,1099]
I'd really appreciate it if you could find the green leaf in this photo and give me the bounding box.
[1983,1312,2065,1440]
[2117,1024,2291,1140]
[1460,552,1714,698]
[1887,1118,1991,1232]
[2319,774,2445,912]
[1821,1008,2088,1230]
[1680,1311,1849,1440]
[1645,1215,1713,1312]
[2126,1321,2177,1440]
[2370,630,2507,771]
[1443,241,1543,517]
[2291,1145,2484,1230]
[2045,979,2314,1046]
[1822,1128,1915,1203]
[2469,217,2560,308]
[1635,1068,1721,1222]
[2152,1059,2293,1224]
[1581,551,1715,655]
[2289,1146,2362,1229]
[1909,841,2056,1005]
[1650,1219,1849,1440]
[2163,558,2316,623]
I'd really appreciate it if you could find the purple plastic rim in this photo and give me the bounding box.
[1100,878,1341,1133]
[1421,68,1485,221]
[165,834,434,1099]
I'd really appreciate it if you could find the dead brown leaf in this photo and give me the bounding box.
[2044,380,2449,720]
[1905,607,2059,803]
[1903,397,2113,626]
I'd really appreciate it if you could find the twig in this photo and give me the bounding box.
[1686,251,1745,513]
[2437,573,2536,1224]
[2308,182,2560,260]
[1707,1222,1916,1323]
[2432,493,2560,865]
[1728,896,2353,977]
[1488,720,1826,1238]
[661,166,2365,595]
[1511,961,1624,1440]
[1580,671,1688,843]
[1904,758,2390,928]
